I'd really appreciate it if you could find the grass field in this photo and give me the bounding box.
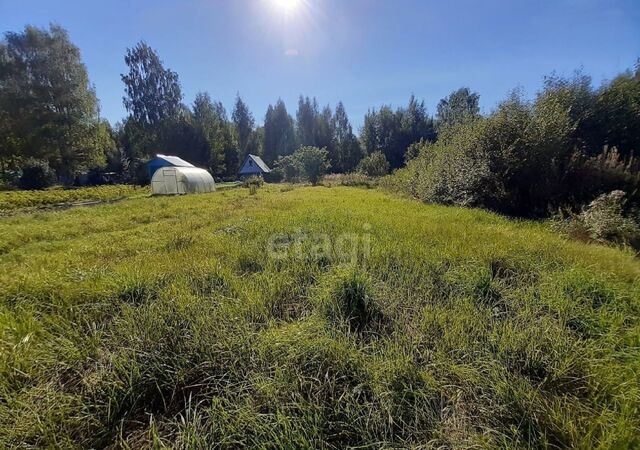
[0,185,149,213]
[0,185,638,448]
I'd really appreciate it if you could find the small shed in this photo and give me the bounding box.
[147,154,195,179]
[151,167,216,195]
[239,154,271,178]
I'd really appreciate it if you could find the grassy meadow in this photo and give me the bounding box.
[0,185,639,448]
[0,185,149,214]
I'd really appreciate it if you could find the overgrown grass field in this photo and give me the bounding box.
[0,185,638,448]
[0,185,148,213]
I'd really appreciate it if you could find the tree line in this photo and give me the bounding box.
[1,24,639,220]
[387,69,640,218]
[0,24,484,186]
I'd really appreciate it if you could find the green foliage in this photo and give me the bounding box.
[0,186,638,448]
[293,146,331,185]
[191,92,225,174]
[361,95,436,169]
[0,25,111,177]
[333,102,363,172]
[357,151,390,177]
[232,94,257,162]
[388,72,640,217]
[191,93,239,178]
[121,41,182,128]
[595,62,640,158]
[273,147,331,184]
[293,97,362,173]
[263,99,297,164]
[18,161,56,190]
[436,87,481,131]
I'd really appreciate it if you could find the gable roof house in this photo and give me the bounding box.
[238,154,271,178]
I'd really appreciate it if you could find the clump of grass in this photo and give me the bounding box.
[165,233,195,251]
[320,268,386,334]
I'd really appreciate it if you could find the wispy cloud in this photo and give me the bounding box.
[284,48,300,57]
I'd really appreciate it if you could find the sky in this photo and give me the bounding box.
[1,0,639,129]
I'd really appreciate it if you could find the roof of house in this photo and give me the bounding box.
[239,154,271,174]
[151,154,195,168]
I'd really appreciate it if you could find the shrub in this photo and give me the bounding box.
[557,190,640,247]
[357,151,390,177]
[273,154,299,182]
[383,90,638,217]
[563,147,640,209]
[580,191,639,242]
[294,146,331,185]
[274,147,331,185]
[322,173,376,188]
[18,161,57,190]
[243,176,264,195]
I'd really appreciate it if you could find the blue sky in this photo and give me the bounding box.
[1,0,639,129]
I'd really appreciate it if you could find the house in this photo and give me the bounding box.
[147,154,195,179]
[238,154,271,178]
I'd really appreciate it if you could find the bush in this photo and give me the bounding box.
[18,161,57,190]
[294,146,331,185]
[322,173,377,188]
[274,147,331,185]
[384,89,640,218]
[273,154,299,182]
[357,151,390,177]
[243,176,264,195]
[556,190,640,247]
[563,148,640,209]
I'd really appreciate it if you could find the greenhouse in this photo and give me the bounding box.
[151,167,216,195]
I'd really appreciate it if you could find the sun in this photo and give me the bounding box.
[275,0,300,12]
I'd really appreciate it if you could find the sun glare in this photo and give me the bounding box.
[275,0,300,13]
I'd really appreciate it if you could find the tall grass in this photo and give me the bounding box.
[0,185,638,448]
[0,185,148,213]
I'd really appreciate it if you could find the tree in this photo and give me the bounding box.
[594,62,640,158]
[361,106,403,168]
[436,87,480,131]
[293,146,331,185]
[0,24,110,177]
[358,151,390,177]
[121,41,182,129]
[263,99,296,164]
[361,97,435,170]
[212,102,240,178]
[357,151,390,177]
[273,154,299,182]
[192,92,225,174]
[315,105,337,165]
[296,96,319,147]
[232,94,255,161]
[333,102,362,172]
[537,72,598,155]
